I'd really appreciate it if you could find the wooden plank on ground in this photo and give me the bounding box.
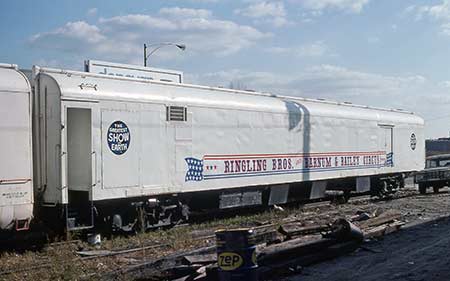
[357,210,402,229]
[278,224,329,238]
[183,254,216,265]
[363,221,405,239]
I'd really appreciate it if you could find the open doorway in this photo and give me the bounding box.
[66,107,94,230]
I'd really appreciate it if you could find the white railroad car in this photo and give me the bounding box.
[0,64,33,235]
[28,65,424,232]
[0,62,426,234]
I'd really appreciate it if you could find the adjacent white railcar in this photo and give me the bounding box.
[29,66,424,231]
[0,64,33,233]
[0,63,425,233]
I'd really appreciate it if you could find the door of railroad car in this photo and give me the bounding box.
[379,125,393,166]
[61,101,99,231]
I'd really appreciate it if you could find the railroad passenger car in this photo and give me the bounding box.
[28,65,424,232]
[0,62,425,234]
[0,64,33,236]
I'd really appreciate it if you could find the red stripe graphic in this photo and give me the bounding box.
[204,151,385,160]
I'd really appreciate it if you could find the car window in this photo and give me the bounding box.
[428,160,437,168]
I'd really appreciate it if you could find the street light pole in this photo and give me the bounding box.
[143,43,186,67]
[144,43,147,67]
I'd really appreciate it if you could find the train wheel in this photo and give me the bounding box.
[433,186,440,194]
[375,181,390,199]
[418,183,427,194]
[343,190,351,203]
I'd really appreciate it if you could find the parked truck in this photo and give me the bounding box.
[414,154,450,194]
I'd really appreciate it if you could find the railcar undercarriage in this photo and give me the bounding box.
[74,173,409,233]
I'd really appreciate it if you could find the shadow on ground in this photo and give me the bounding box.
[287,216,450,281]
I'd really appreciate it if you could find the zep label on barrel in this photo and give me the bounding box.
[107,121,130,155]
[218,252,243,271]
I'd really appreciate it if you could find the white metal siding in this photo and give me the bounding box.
[101,109,140,190]
[0,66,33,229]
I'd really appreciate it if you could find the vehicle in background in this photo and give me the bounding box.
[414,154,450,194]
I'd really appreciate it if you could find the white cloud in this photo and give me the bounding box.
[159,7,212,19]
[33,58,65,69]
[299,10,322,23]
[405,1,450,36]
[403,5,416,15]
[98,14,178,30]
[295,0,370,14]
[266,41,330,57]
[269,17,291,27]
[87,8,97,17]
[29,9,271,63]
[440,22,450,35]
[235,1,292,27]
[409,0,450,21]
[187,0,219,2]
[30,21,106,51]
[439,80,450,88]
[236,1,285,18]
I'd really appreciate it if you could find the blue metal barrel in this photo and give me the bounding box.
[215,228,258,281]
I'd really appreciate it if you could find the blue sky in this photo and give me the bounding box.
[2,0,450,138]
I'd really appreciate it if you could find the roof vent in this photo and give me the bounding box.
[167,106,187,121]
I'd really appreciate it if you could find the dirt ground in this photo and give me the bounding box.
[1,182,450,280]
[287,187,450,281]
[287,216,450,281]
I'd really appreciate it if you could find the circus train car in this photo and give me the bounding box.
[0,64,34,238]
[1,62,425,234]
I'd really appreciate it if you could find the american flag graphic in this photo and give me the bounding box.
[386,152,394,167]
[185,157,204,182]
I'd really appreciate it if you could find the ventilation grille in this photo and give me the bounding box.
[167,106,187,121]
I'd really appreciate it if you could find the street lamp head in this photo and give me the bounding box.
[143,42,186,66]
[175,44,186,51]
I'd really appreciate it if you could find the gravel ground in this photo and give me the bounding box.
[287,188,450,281]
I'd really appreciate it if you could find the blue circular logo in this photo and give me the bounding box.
[107,121,130,155]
